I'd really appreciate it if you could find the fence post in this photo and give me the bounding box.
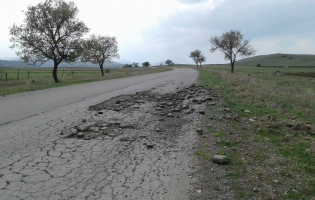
[5,73,8,81]
[28,71,30,79]
[17,71,19,80]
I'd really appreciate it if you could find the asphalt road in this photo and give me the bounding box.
[0,68,197,126]
[0,68,201,200]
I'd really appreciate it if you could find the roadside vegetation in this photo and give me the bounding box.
[197,65,315,199]
[0,67,171,96]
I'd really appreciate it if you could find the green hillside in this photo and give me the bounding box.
[235,53,315,67]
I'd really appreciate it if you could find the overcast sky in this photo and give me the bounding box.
[0,0,314,64]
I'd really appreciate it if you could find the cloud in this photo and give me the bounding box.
[128,0,315,64]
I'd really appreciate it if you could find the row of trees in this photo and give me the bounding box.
[189,30,256,73]
[9,0,256,84]
[123,62,150,68]
[9,0,119,83]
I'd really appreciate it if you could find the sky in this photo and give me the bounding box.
[0,0,314,64]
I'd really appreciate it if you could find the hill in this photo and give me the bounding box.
[235,53,315,67]
[0,59,125,68]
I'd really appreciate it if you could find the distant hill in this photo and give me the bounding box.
[0,59,125,68]
[235,53,315,67]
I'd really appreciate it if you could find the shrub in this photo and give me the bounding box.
[257,64,261,67]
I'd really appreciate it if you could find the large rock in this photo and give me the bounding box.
[211,155,230,165]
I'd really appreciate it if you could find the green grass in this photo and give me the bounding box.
[194,149,212,161]
[197,65,315,199]
[0,67,171,95]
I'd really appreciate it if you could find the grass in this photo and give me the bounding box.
[0,67,171,96]
[197,65,315,199]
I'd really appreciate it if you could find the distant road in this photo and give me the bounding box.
[0,68,197,125]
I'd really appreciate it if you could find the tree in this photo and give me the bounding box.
[189,50,203,68]
[9,0,89,83]
[142,61,150,68]
[133,62,139,67]
[165,59,173,68]
[123,64,132,68]
[210,30,256,73]
[198,55,206,68]
[81,35,119,76]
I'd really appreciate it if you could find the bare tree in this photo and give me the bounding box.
[165,59,173,68]
[210,30,256,73]
[189,50,203,68]
[198,55,206,68]
[9,0,89,83]
[142,61,150,68]
[81,35,119,76]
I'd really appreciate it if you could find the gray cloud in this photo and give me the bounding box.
[131,0,315,64]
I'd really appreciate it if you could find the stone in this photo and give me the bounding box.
[211,155,230,165]
[156,128,161,133]
[167,102,173,106]
[249,118,256,122]
[167,113,174,118]
[174,108,181,112]
[89,127,99,132]
[203,96,212,102]
[77,132,85,138]
[115,100,121,104]
[98,111,104,114]
[156,107,162,111]
[135,100,144,103]
[273,179,279,184]
[76,124,90,132]
[253,188,259,193]
[182,104,189,109]
[158,118,164,121]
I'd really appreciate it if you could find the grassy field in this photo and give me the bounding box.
[197,65,315,199]
[0,67,171,96]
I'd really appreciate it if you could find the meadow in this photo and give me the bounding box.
[198,65,315,199]
[0,67,171,96]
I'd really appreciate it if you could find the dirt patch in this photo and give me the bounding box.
[59,84,229,199]
[287,72,315,78]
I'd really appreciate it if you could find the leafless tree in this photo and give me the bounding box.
[198,55,206,68]
[9,0,89,83]
[189,50,203,68]
[81,35,119,76]
[165,59,173,68]
[210,30,256,73]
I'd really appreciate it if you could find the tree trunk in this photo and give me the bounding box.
[53,61,59,83]
[100,65,104,76]
[231,62,235,73]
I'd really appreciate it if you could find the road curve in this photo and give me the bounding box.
[0,68,197,126]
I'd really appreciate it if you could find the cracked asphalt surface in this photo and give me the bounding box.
[0,68,206,200]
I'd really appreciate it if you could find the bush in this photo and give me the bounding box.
[257,64,261,67]
[105,69,110,73]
